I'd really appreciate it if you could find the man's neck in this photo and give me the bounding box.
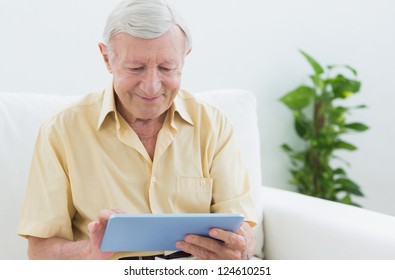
[128,113,166,140]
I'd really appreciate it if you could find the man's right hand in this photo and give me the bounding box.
[87,208,126,259]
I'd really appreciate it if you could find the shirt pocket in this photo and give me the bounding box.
[174,177,213,213]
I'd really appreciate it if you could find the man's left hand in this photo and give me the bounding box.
[175,221,255,260]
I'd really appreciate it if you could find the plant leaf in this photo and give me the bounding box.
[344,122,369,131]
[341,194,352,204]
[327,64,358,76]
[333,168,346,175]
[344,65,358,76]
[280,86,315,110]
[299,50,324,75]
[281,143,293,152]
[332,154,351,167]
[294,111,312,139]
[354,104,368,109]
[309,74,322,88]
[350,202,362,207]
[334,140,357,151]
[336,178,364,196]
[329,74,361,98]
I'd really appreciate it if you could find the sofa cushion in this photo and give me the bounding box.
[194,89,262,189]
[0,92,80,259]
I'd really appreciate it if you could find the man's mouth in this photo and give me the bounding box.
[137,94,161,102]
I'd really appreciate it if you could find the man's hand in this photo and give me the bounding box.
[86,208,125,259]
[175,221,255,260]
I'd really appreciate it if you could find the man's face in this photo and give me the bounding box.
[100,26,187,123]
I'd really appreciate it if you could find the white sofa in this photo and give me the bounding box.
[1,89,395,260]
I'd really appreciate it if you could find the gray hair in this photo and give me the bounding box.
[103,0,192,53]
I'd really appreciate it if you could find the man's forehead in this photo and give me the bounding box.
[119,47,182,64]
[110,33,184,61]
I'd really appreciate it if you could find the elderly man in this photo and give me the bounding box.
[18,0,256,260]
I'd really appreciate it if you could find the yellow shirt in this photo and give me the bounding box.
[18,85,257,259]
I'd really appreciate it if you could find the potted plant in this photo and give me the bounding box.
[279,50,369,206]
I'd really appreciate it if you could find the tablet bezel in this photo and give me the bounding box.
[100,213,245,252]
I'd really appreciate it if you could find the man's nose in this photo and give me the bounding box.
[140,68,161,96]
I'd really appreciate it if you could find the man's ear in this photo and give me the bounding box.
[98,42,112,74]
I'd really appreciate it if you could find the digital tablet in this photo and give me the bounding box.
[100,213,244,252]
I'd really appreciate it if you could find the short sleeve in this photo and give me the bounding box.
[17,122,75,240]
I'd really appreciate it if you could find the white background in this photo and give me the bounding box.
[0,0,394,216]
[1,260,394,280]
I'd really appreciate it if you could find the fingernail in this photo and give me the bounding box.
[211,230,218,237]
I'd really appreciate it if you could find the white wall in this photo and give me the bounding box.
[1,0,394,216]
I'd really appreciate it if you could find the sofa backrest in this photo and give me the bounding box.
[0,89,262,259]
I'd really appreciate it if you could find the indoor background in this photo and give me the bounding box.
[1,0,394,216]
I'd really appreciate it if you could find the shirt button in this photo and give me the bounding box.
[151,176,157,183]
[200,180,206,186]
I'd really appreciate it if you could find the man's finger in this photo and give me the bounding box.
[97,208,125,226]
[176,240,217,260]
[209,228,245,249]
[185,234,223,252]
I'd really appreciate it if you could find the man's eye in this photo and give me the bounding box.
[159,67,173,72]
[128,67,144,72]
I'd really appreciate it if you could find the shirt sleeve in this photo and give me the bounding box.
[209,114,257,227]
[17,122,75,240]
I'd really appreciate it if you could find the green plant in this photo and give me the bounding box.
[279,50,369,206]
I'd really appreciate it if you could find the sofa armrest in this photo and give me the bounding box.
[253,186,395,259]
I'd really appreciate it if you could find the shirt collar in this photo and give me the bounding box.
[173,91,194,126]
[97,84,117,130]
